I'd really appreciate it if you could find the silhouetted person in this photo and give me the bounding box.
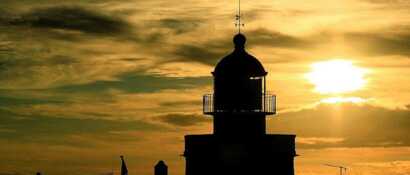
[155,160,168,175]
[120,156,128,175]
[36,172,41,175]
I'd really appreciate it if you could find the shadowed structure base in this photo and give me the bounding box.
[185,134,295,175]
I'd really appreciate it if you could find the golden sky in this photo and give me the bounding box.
[0,0,410,175]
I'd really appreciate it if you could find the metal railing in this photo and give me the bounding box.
[203,93,276,115]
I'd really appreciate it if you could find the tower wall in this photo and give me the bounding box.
[214,76,264,112]
[184,134,296,175]
[213,114,266,137]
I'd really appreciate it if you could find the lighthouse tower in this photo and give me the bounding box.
[184,33,297,175]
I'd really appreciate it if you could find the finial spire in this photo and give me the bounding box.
[233,33,246,50]
[235,0,244,33]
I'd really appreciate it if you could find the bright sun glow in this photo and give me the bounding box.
[306,60,366,94]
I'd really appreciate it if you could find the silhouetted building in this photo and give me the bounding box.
[184,33,297,175]
[155,160,168,175]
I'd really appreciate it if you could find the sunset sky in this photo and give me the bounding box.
[1,0,410,175]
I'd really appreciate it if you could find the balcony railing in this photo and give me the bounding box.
[203,93,276,115]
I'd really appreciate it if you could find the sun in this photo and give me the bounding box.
[306,60,366,94]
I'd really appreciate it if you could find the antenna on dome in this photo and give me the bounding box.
[235,0,244,33]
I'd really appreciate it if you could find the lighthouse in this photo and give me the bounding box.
[184,33,297,175]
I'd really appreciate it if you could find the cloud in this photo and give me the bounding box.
[0,173,21,175]
[355,161,410,175]
[0,5,150,90]
[344,31,410,57]
[157,113,210,127]
[1,6,131,36]
[159,100,202,108]
[169,27,410,67]
[54,71,211,93]
[157,18,201,34]
[0,108,164,145]
[171,28,312,66]
[297,137,345,145]
[173,44,226,65]
[0,53,111,89]
[0,55,79,71]
[0,95,62,106]
[364,0,410,4]
[0,7,209,90]
[246,28,311,48]
[269,103,410,148]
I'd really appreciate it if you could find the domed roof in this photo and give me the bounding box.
[213,34,267,77]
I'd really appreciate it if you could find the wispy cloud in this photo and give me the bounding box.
[156,113,210,127]
[270,103,410,148]
[2,6,131,35]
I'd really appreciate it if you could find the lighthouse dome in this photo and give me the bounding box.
[213,33,267,77]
